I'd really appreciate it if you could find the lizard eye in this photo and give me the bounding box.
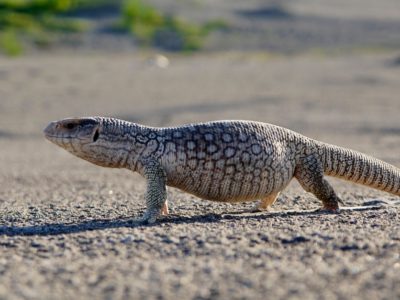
[65,123,77,130]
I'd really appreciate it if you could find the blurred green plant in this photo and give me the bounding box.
[0,29,22,55]
[120,0,228,51]
[0,0,228,55]
[0,0,90,55]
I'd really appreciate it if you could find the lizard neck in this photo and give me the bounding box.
[82,118,162,170]
[104,119,165,171]
[126,129,166,172]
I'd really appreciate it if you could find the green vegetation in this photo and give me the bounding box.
[0,0,90,55]
[0,0,228,55]
[120,0,227,51]
[0,29,23,55]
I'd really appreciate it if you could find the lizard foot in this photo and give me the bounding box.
[248,206,273,213]
[240,202,273,213]
[133,209,161,225]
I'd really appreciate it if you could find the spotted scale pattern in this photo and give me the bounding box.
[155,121,298,203]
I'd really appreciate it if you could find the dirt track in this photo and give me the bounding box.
[0,51,399,299]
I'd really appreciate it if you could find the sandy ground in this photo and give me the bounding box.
[0,50,399,299]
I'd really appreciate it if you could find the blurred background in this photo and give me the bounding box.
[0,0,399,157]
[1,0,400,54]
[1,0,399,159]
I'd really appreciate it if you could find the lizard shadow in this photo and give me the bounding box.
[0,205,386,236]
[0,210,314,236]
[165,204,386,225]
[0,217,135,236]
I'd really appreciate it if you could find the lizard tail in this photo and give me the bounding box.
[320,143,400,196]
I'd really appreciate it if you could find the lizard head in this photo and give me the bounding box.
[44,117,149,169]
[43,117,105,165]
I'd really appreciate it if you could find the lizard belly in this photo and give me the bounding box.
[164,155,295,202]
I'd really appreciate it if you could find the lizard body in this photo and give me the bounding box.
[44,117,400,223]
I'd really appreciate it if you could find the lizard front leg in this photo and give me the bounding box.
[137,159,168,224]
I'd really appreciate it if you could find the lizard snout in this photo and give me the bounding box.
[43,121,57,139]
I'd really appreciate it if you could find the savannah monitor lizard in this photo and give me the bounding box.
[44,117,400,223]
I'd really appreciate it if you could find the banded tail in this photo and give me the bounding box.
[321,143,400,196]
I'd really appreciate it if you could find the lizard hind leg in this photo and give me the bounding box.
[246,192,281,213]
[258,192,281,211]
[161,200,169,216]
[295,155,341,212]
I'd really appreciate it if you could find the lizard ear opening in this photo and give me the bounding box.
[93,129,99,142]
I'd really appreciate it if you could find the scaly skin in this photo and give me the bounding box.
[43,117,400,223]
